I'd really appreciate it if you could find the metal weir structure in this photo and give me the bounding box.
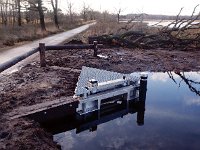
[74,66,148,115]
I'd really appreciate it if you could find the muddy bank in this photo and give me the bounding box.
[0,63,79,150]
[0,118,60,150]
[0,47,200,149]
[46,48,200,72]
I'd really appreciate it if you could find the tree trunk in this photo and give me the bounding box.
[1,1,8,26]
[0,6,4,25]
[37,0,46,31]
[53,9,59,29]
[12,3,16,27]
[50,0,59,29]
[117,14,120,23]
[17,0,22,26]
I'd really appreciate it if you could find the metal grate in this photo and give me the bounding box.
[74,66,139,96]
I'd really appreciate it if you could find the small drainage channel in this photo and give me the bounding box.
[26,71,200,150]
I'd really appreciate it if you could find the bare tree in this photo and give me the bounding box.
[81,2,89,21]
[90,5,200,50]
[0,0,9,26]
[87,8,95,20]
[9,0,15,26]
[27,0,46,31]
[115,8,122,23]
[37,0,46,31]
[0,0,19,26]
[16,0,22,26]
[66,0,73,23]
[50,0,59,29]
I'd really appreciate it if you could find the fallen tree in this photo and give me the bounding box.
[89,5,200,50]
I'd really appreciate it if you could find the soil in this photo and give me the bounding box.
[0,46,200,149]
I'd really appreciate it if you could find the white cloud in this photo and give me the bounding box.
[150,72,179,82]
[54,132,75,150]
[185,97,200,106]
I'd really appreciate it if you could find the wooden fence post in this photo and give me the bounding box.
[93,41,98,57]
[39,43,46,67]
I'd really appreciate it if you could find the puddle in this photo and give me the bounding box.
[97,54,108,59]
[41,71,199,150]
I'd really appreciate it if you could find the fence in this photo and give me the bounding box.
[0,41,103,73]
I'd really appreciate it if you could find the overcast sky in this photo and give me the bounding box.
[58,0,200,16]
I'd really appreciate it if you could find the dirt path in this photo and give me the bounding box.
[0,22,95,66]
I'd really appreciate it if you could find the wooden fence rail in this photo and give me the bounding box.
[0,41,102,73]
[0,47,39,73]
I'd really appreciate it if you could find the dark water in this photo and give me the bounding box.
[53,72,200,150]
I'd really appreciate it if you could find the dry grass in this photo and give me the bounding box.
[0,23,59,47]
[171,28,200,39]
[66,20,200,47]
[66,21,155,43]
[85,21,150,35]
[0,21,84,49]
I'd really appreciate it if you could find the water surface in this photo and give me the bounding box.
[53,72,200,150]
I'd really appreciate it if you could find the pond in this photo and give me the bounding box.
[47,72,200,150]
[120,20,200,28]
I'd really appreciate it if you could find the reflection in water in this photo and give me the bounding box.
[167,71,200,96]
[46,72,200,150]
[42,99,146,135]
[41,69,147,135]
[175,72,200,96]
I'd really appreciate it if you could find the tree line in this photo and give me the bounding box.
[0,0,111,31]
[2,0,197,32]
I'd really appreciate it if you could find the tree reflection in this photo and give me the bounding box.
[167,72,200,96]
